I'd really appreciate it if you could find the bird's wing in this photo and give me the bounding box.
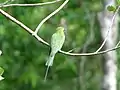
[50,31,65,54]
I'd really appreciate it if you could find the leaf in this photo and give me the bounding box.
[0,67,4,76]
[107,5,116,12]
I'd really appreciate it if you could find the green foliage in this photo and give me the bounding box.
[107,5,116,12]
[117,0,120,5]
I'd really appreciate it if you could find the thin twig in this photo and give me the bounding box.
[0,0,11,6]
[32,0,69,35]
[115,40,120,48]
[95,6,120,53]
[67,47,80,53]
[0,0,61,8]
[0,8,120,56]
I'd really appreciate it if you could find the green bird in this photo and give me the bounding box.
[44,27,65,80]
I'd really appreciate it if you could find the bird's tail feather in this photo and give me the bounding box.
[44,54,55,81]
[44,65,50,81]
[45,54,55,66]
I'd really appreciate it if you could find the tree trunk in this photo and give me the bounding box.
[98,0,118,90]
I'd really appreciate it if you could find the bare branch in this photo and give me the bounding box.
[115,40,120,48]
[59,46,120,56]
[0,8,120,56]
[95,6,120,53]
[0,0,61,8]
[32,0,69,35]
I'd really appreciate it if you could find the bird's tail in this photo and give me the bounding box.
[45,53,55,66]
[44,54,55,81]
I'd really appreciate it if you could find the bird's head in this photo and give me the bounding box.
[56,27,64,31]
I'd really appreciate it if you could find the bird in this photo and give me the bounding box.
[44,27,65,81]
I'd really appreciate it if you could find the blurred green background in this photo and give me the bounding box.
[0,0,120,90]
